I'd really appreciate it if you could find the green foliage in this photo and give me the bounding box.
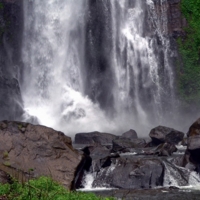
[3,151,9,159]
[0,3,3,9]
[18,124,23,130]
[3,161,11,167]
[0,176,115,200]
[178,0,200,106]
[0,184,9,195]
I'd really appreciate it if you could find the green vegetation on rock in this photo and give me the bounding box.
[178,0,200,107]
[0,3,3,9]
[0,176,114,200]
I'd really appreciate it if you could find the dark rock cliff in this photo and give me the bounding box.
[167,0,186,37]
[0,0,24,120]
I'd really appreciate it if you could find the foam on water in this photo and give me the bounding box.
[78,172,116,192]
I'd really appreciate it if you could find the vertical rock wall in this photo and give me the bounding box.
[168,0,186,37]
[0,0,23,120]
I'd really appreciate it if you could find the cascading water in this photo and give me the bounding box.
[110,0,177,131]
[21,0,117,135]
[110,0,161,131]
[21,0,176,136]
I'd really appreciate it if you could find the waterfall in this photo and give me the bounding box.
[110,0,161,131]
[21,0,175,136]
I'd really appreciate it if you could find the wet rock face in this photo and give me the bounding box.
[0,170,10,184]
[185,118,200,168]
[187,118,200,137]
[93,157,164,189]
[0,121,83,189]
[154,142,177,156]
[112,138,146,152]
[153,0,186,37]
[0,77,23,120]
[168,0,186,37]
[188,136,200,151]
[0,0,24,121]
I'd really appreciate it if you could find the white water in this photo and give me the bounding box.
[21,0,175,137]
[79,172,116,191]
[111,0,162,129]
[188,171,200,189]
[22,0,119,136]
[80,156,200,190]
[81,172,94,190]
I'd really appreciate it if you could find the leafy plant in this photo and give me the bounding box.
[18,124,23,130]
[3,151,9,159]
[3,161,11,167]
[0,3,3,9]
[0,176,115,200]
[177,0,200,108]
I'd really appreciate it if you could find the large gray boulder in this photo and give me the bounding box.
[149,126,184,146]
[122,129,138,140]
[0,121,84,189]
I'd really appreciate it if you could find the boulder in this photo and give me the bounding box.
[149,126,184,146]
[184,118,200,169]
[92,157,164,189]
[74,131,117,145]
[187,118,200,137]
[0,121,83,189]
[121,129,138,140]
[188,135,200,151]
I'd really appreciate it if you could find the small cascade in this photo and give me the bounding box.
[80,151,200,190]
[188,171,200,189]
[79,170,117,191]
[82,172,94,190]
[163,160,190,187]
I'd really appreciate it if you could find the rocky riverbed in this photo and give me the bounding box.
[73,118,200,191]
[0,117,200,199]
